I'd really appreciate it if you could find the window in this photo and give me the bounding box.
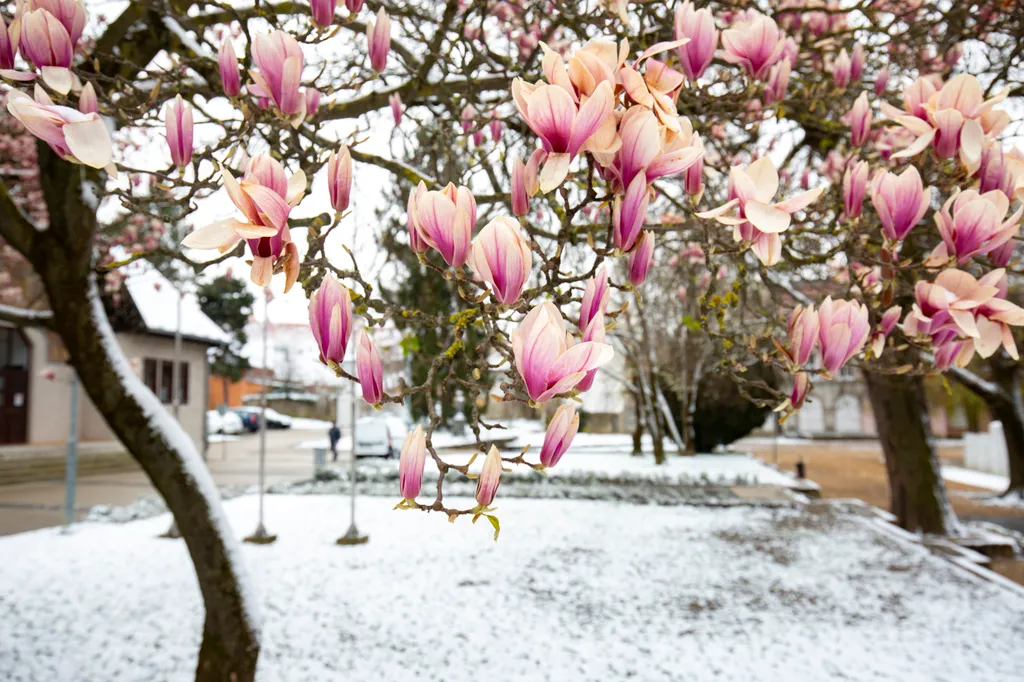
[142,357,190,405]
[0,328,29,370]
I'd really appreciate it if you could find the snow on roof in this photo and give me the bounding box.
[124,266,231,346]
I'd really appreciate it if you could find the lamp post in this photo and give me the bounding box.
[61,371,79,532]
[337,359,368,545]
[246,288,277,544]
[160,285,186,539]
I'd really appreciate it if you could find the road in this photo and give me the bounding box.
[0,427,337,536]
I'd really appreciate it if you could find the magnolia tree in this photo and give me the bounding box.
[2,0,1024,678]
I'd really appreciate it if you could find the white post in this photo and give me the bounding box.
[337,360,367,545]
[245,289,276,544]
[63,371,79,530]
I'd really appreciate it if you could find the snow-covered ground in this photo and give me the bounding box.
[3,497,1023,682]
[941,465,1010,492]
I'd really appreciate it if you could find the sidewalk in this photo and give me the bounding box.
[0,429,333,536]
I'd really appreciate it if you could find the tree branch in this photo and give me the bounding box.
[0,304,53,328]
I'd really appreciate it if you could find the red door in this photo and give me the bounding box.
[0,327,30,445]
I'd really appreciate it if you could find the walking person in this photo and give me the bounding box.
[329,423,342,462]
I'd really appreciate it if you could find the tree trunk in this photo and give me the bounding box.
[986,364,1024,496]
[864,368,957,535]
[631,389,643,456]
[5,144,261,682]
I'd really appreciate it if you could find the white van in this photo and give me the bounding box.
[354,416,410,458]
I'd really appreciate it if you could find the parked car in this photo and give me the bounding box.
[354,416,410,458]
[230,408,261,433]
[233,406,294,429]
[206,410,244,435]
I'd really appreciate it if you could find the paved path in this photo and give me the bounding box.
[0,428,339,536]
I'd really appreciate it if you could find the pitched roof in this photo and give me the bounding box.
[122,266,231,346]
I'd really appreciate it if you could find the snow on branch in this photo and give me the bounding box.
[0,304,54,327]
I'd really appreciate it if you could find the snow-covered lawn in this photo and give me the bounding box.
[2,497,1022,681]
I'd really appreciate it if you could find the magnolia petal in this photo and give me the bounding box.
[948,308,980,338]
[891,128,936,159]
[695,198,740,221]
[973,316,1003,358]
[182,219,247,250]
[286,169,307,207]
[63,117,113,169]
[538,152,572,193]
[745,201,791,234]
[744,157,779,204]
[41,66,72,95]
[775,186,825,214]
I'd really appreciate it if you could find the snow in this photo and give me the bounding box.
[123,266,231,345]
[161,17,212,60]
[0,304,53,322]
[941,465,1010,492]
[2,496,1022,681]
[88,281,260,637]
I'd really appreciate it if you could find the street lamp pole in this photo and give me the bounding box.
[337,359,367,546]
[246,289,277,544]
[62,371,79,531]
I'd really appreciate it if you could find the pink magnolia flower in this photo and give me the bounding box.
[844,92,871,147]
[556,37,628,99]
[929,189,1022,265]
[891,74,1009,174]
[785,305,819,367]
[389,92,403,125]
[309,273,353,365]
[181,155,306,289]
[870,165,931,242]
[346,0,365,11]
[976,143,1017,198]
[367,7,390,72]
[874,67,889,96]
[576,310,606,393]
[23,0,86,46]
[579,266,609,332]
[539,403,580,468]
[850,43,865,81]
[763,58,790,106]
[356,331,384,404]
[817,297,870,375]
[719,11,786,80]
[510,155,531,216]
[696,157,825,266]
[5,89,111,170]
[310,0,337,26]
[674,1,718,82]
[619,41,690,131]
[512,302,613,403]
[15,8,74,93]
[304,87,321,117]
[613,171,649,252]
[842,159,869,219]
[511,78,615,192]
[468,217,532,305]
[249,30,307,125]
[460,103,477,134]
[489,112,503,141]
[880,76,938,121]
[614,106,704,191]
[77,80,97,114]
[328,145,352,212]
[164,94,193,167]
[407,181,476,267]
[398,425,426,500]
[0,15,17,71]
[832,49,851,89]
[475,445,503,507]
[219,38,241,96]
[628,231,654,286]
[870,305,901,357]
[778,371,811,412]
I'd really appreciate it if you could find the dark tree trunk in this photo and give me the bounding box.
[631,391,643,456]
[3,145,261,682]
[864,367,955,535]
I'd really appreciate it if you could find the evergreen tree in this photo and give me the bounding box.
[197,275,255,385]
